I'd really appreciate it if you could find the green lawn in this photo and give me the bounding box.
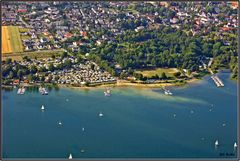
[21,35,31,40]
[136,68,179,77]
[8,26,23,53]
[19,27,29,33]
[2,49,65,62]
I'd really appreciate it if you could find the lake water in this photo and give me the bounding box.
[2,73,238,159]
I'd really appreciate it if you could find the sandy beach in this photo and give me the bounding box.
[57,78,201,90]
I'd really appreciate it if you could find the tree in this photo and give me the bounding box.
[63,59,72,69]
[5,58,12,64]
[161,72,167,79]
[133,73,143,80]
[23,56,30,62]
[17,70,23,79]
[61,52,68,59]
[77,56,83,63]
[48,63,55,72]
[51,55,56,59]
[173,71,181,78]
[39,67,47,72]
[30,65,38,74]
[9,71,14,79]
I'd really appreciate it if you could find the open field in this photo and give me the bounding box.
[2,26,12,54]
[19,27,29,33]
[8,26,24,53]
[136,68,179,77]
[1,26,23,54]
[2,49,65,61]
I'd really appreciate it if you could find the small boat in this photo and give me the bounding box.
[17,88,21,94]
[164,89,173,96]
[82,127,85,131]
[234,142,237,148]
[58,121,62,125]
[17,87,25,95]
[68,153,72,159]
[80,149,85,153]
[99,112,103,117]
[173,114,176,118]
[104,88,111,96]
[39,87,48,95]
[41,105,45,110]
[215,140,219,146]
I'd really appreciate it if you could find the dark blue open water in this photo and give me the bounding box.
[2,73,238,159]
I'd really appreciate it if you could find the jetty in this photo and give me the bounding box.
[207,58,224,88]
[211,75,224,87]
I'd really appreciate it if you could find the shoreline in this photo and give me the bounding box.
[2,77,201,90]
[57,77,201,90]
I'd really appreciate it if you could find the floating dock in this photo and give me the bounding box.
[211,75,224,87]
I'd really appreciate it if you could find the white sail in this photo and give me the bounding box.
[215,140,219,146]
[234,142,237,148]
[41,105,45,110]
[69,153,72,159]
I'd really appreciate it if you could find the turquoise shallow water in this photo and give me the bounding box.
[2,73,238,158]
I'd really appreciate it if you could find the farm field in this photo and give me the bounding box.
[2,26,12,54]
[1,26,23,54]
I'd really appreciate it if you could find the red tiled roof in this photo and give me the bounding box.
[221,27,232,31]
[64,32,73,38]
[13,79,20,83]
[17,9,27,12]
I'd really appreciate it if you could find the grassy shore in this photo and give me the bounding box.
[2,76,202,91]
[57,77,201,90]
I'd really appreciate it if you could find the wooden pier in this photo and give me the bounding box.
[211,75,224,87]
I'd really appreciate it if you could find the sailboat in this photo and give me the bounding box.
[99,112,104,117]
[68,153,72,159]
[41,105,45,110]
[58,121,62,125]
[215,140,219,146]
[82,127,85,131]
[234,142,237,149]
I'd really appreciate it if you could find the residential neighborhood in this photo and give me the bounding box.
[2,2,237,53]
